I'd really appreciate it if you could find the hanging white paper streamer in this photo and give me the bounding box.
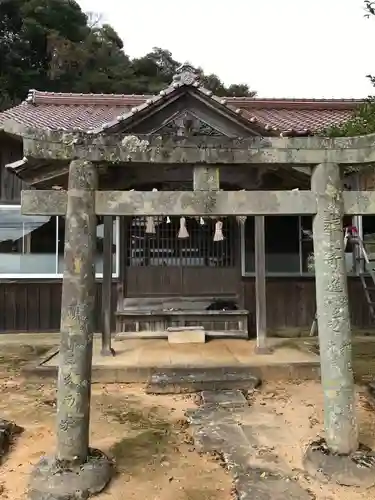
[213,220,224,241]
[178,217,189,238]
[145,216,155,233]
[145,188,158,233]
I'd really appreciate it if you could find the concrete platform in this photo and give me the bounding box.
[23,337,321,383]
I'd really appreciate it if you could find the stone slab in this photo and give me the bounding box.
[241,425,291,476]
[167,327,205,344]
[235,471,312,500]
[201,389,248,407]
[146,368,260,394]
[185,405,236,426]
[187,390,313,500]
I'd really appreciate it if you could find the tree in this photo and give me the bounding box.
[0,0,90,106]
[365,0,375,16]
[324,1,375,137]
[324,97,375,137]
[130,48,256,97]
[226,83,256,98]
[67,24,135,94]
[0,1,256,110]
[130,48,179,94]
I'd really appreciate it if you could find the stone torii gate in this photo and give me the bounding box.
[21,129,375,498]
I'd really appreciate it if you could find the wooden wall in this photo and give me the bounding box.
[0,277,373,334]
[243,277,374,334]
[0,281,117,333]
[126,267,239,296]
[0,136,24,203]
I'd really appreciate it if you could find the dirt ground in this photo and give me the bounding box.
[0,343,375,500]
[250,381,375,500]
[0,345,232,500]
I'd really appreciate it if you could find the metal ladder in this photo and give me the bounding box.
[309,228,352,336]
[350,229,375,322]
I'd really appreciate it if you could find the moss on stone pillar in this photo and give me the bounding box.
[28,160,113,500]
[311,162,358,455]
[56,159,98,463]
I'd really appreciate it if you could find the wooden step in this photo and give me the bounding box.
[116,330,249,339]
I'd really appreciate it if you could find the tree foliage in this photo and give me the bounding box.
[324,1,375,137]
[0,0,255,110]
[365,1,375,16]
[324,97,375,137]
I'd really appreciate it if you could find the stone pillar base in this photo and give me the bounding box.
[28,449,113,500]
[303,439,375,488]
[100,347,116,357]
[254,345,274,355]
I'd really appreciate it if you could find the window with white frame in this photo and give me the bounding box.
[0,205,119,278]
[242,215,355,276]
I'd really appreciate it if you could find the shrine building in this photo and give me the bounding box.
[0,64,374,338]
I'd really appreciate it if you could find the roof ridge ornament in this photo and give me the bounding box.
[25,89,37,104]
[172,62,200,86]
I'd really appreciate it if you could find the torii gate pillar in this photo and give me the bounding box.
[28,160,113,500]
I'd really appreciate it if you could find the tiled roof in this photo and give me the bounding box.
[0,88,362,136]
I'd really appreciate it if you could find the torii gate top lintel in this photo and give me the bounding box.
[16,126,375,218]
[16,127,375,166]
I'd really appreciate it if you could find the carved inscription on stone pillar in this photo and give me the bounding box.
[311,162,358,456]
[56,159,98,464]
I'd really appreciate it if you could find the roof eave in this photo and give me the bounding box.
[0,118,27,138]
[6,156,69,186]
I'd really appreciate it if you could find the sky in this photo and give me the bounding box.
[77,0,375,99]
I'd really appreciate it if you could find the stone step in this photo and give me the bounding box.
[145,368,260,394]
[167,326,205,344]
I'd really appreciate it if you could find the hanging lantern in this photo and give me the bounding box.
[236,216,247,225]
[178,217,189,238]
[213,220,224,241]
[145,216,156,234]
